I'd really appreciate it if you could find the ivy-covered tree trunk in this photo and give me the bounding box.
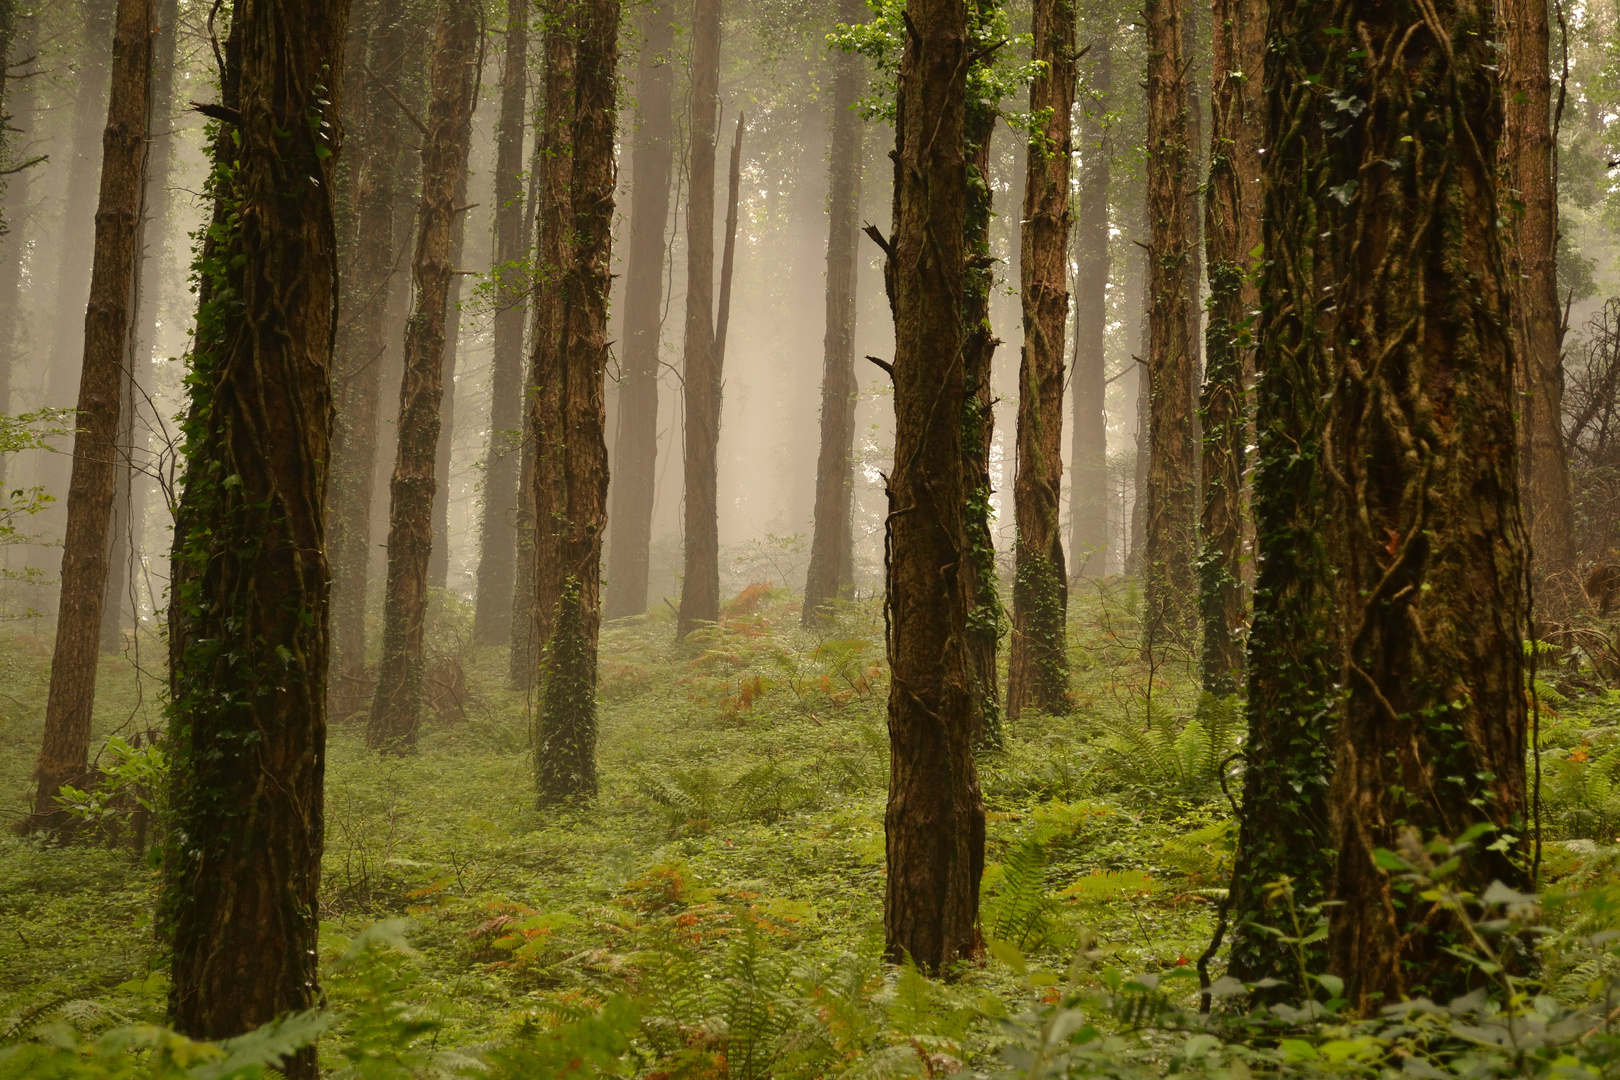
[164,0,348,1071]
[532,0,617,804]
[367,0,478,751]
[1141,0,1196,660]
[603,0,673,622]
[801,0,865,626]
[1069,23,1110,581]
[513,0,574,689]
[327,0,413,717]
[675,0,721,640]
[1502,0,1575,610]
[472,0,529,643]
[1006,0,1074,721]
[1309,0,1528,1009]
[881,0,984,974]
[29,0,152,832]
[1196,0,1260,697]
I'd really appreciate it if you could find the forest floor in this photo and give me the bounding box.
[2,582,1619,1071]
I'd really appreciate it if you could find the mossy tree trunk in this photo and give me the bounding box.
[801,0,865,626]
[472,0,529,642]
[1141,0,1196,661]
[29,0,152,833]
[675,0,721,640]
[533,0,617,804]
[1069,20,1110,582]
[1196,0,1261,697]
[879,0,985,974]
[327,0,414,717]
[1006,0,1075,721]
[163,0,349,1070]
[367,0,479,751]
[603,0,673,622]
[1502,0,1575,611]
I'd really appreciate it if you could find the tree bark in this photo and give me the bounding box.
[326,0,414,717]
[367,0,480,751]
[1069,26,1109,582]
[962,110,1000,746]
[675,0,721,639]
[164,0,348,1070]
[472,0,529,640]
[879,0,984,974]
[512,0,574,689]
[1196,0,1260,697]
[801,0,865,625]
[428,168,469,591]
[28,0,152,832]
[532,0,617,803]
[603,0,673,622]
[1141,0,1196,660]
[1503,0,1576,611]
[1007,0,1075,721]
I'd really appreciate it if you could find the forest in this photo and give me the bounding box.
[2,0,1620,1074]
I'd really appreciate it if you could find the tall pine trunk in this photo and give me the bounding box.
[472,0,529,642]
[326,0,413,716]
[880,0,984,974]
[164,0,349,1070]
[1196,0,1261,696]
[367,0,480,750]
[1503,0,1575,609]
[962,111,1000,746]
[1069,25,1109,582]
[532,0,617,802]
[512,0,574,688]
[801,0,865,625]
[1006,0,1075,720]
[428,166,469,592]
[1141,0,1195,660]
[28,0,152,832]
[603,0,673,621]
[675,0,721,639]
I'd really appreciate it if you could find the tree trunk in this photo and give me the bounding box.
[164,0,348,1070]
[512,0,574,688]
[1141,0,1196,660]
[428,170,469,591]
[28,0,152,833]
[675,0,721,639]
[801,0,865,625]
[879,0,984,974]
[713,117,741,432]
[532,0,617,803]
[367,0,480,751]
[1006,0,1074,721]
[326,0,414,718]
[962,111,1000,746]
[603,0,673,622]
[1503,0,1575,611]
[472,0,529,641]
[1069,26,1109,582]
[1196,0,1260,697]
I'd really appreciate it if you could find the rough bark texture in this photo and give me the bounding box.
[428,178,467,591]
[879,0,985,974]
[163,0,348,1070]
[472,0,529,642]
[532,0,617,803]
[675,0,721,639]
[1006,0,1074,721]
[801,0,865,625]
[1196,0,1260,696]
[1503,0,1575,610]
[326,0,413,717]
[29,0,151,832]
[1141,0,1196,660]
[1069,28,1109,581]
[512,1,574,688]
[367,0,478,751]
[603,0,673,622]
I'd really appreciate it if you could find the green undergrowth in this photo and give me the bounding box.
[2,584,1619,1076]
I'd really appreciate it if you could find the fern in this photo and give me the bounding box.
[982,836,1061,949]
